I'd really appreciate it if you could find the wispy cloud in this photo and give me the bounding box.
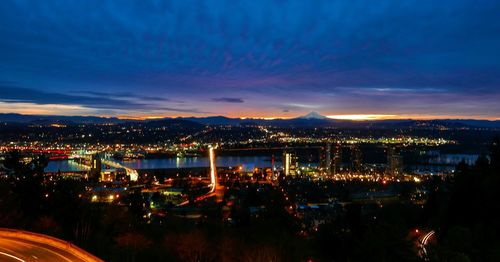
[0,82,202,114]
[211,97,244,103]
[77,91,172,102]
[0,1,499,118]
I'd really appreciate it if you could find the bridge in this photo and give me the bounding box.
[100,158,138,181]
[220,146,323,151]
[69,153,138,181]
[70,147,220,203]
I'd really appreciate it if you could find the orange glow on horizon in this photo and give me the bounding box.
[116,115,166,120]
[327,114,397,121]
[327,114,500,121]
[114,113,500,121]
[1,104,498,121]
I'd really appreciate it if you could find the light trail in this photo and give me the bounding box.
[0,251,25,262]
[0,228,103,262]
[208,145,217,193]
[176,145,217,206]
[419,230,435,260]
[422,230,435,246]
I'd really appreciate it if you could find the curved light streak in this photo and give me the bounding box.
[0,251,25,262]
[420,230,435,259]
[208,145,217,193]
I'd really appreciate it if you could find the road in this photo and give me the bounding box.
[177,146,218,206]
[0,229,102,262]
[0,236,88,262]
[418,230,435,260]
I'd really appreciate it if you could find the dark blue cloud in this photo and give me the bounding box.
[0,82,202,113]
[78,91,172,102]
[211,98,244,103]
[0,0,499,118]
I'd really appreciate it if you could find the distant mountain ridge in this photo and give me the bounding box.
[0,113,124,124]
[1,112,499,128]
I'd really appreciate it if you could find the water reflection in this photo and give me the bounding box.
[45,154,480,172]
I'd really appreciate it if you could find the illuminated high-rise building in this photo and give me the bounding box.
[322,142,343,175]
[271,154,278,180]
[387,146,403,177]
[350,145,363,173]
[333,143,343,175]
[90,153,102,181]
[324,143,332,176]
[282,151,298,176]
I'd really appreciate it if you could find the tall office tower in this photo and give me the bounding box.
[282,151,298,176]
[271,154,278,180]
[333,143,343,175]
[90,153,102,182]
[387,146,403,177]
[324,143,332,176]
[351,145,363,173]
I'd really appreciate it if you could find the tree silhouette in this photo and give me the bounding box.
[428,138,500,261]
[2,151,48,220]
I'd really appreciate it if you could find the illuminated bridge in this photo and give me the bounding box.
[69,153,138,181]
[100,158,138,181]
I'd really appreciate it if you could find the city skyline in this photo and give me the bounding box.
[1,0,500,120]
[1,2,499,261]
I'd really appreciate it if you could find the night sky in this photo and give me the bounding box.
[1,1,499,119]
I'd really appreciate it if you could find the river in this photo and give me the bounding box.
[44,153,479,172]
[45,156,287,172]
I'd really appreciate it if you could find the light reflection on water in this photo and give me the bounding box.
[45,156,282,172]
[45,154,479,172]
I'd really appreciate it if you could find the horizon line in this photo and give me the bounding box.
[1,112,499,121]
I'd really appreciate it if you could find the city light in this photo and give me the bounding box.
[0,1,497,261]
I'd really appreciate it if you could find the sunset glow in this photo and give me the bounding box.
[1,1,499,119]
[327,114,398,121]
